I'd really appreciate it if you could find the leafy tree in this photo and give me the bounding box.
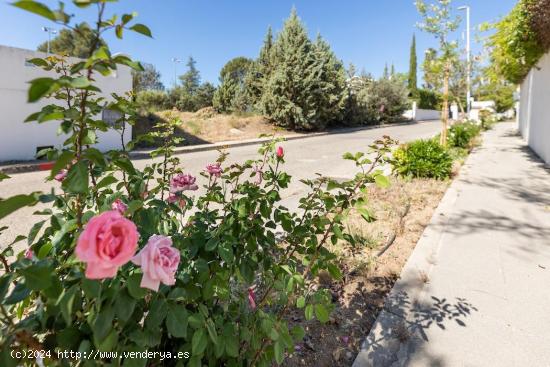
[415,0,460,145]
[359,77,409,123]
[132,63,164,92]
[477,81,515,113]
[194,82,216,110]
[422,48,442,90]
[214,57,253,112]
[179,56,201,95]
[409,34,418,93]
[37,22,105,58]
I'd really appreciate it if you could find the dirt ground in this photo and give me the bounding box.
[134,108,298,146]
[284,177,450,366]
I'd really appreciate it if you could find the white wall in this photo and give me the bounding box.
[403,102,440,121]
[0,45,132,161]
[518,51,550,163]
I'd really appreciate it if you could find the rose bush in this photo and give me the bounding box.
[0,1,394,366]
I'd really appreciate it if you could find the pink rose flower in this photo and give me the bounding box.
[111,198,128,215]
[75,210,138,279]
[276,146,284,159]
[170,173,198,193]
[131,235,180,292]
[54,169,67,182]
[205,163,222,178]
[167,193,186,208]
[25,248,33,259]
[248,287,257,310]
[254,166,263,185]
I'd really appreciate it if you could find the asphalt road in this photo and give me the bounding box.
[0,121,440,252]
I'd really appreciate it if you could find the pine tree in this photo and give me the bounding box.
[260,8,318,130]
[408,34,418,93]
[390,63,396,78]
[179,56,201,95]
[245,26,274,108]
[310,34,347,126]
[383,63,389,79]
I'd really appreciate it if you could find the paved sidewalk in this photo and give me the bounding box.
[354,122,550,367]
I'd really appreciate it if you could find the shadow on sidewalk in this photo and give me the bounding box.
[355,280,477,367]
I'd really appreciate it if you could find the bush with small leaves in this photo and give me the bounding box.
[392,139,453,180]
[447,121,481,149]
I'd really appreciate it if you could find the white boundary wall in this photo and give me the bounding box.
[0,45,132,161]
[404,102,440,121]
[518,51,550,163]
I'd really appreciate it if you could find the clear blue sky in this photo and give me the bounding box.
[0,0,517,88]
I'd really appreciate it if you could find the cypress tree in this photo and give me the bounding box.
[260,8,318,130]
[408,34,418,93]
[245,26,274,107]
[311,34,347,126]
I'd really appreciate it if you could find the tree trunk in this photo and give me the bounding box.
[440,63,450,146]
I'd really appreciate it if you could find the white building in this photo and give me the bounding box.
[0,45,132,162]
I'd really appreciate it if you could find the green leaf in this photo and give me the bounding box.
[291,325,305,341]
[11,1,56,21]
[4,283,30,304]
[191,328,207,355]
[27,77,57,102]
[93,304,114,341]
[98,329,118,352]
[225,334,239,357]
[374,174,390,188]
[0,193,40,220]
[114,289,136,323]
[70,76,91,89]
[296,296,306,309]
[81,279,101,299]
[56,327,81,349]
[57,285,77,325]
[145,299,168,328]
[304,304,314,321]
[206,318,219,345]
[48,150,74,180]
[0,274,13,303]
[327,263,343,280]
[129,23,152,37]
[96,175,117,189]
[273,340,284,364]
[19,260,52,290]
[315,304,330,323]
[166,304,188,338]
[62,160,89,194]
[217,243,234,264]
[127,273,147,299]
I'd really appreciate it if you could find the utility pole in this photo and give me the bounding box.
[458,5,471,115]
[42,27,57,54]
[171,58,182,88]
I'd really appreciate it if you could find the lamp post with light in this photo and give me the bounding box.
[42,26,57,54]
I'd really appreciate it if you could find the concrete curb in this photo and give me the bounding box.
[0,120,419,175]
[352,139,479,367]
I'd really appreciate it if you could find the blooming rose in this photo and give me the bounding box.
[167,193,186,208]
[131,235,180,291]
[276,146,284,159]
[25,248,33,259]
[54,169,67,182]
[170,173,198,193]
[205,163,222,178]
[75,211,138,279]
[111,198,128,215]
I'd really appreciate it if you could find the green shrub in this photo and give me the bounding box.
[392,139,453,180]
[447,121,481,149]
[415,88,442,110]
[135,90,169,113]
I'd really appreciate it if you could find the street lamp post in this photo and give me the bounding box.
[458,5,471,116]
[42,27,57,54]
[171,58,182,88]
